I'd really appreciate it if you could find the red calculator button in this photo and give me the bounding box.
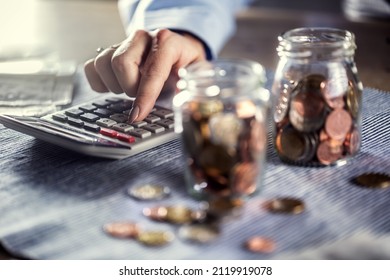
[117,133,136,143]
[100,128,118,138]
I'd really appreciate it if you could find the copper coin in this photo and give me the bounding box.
[103,222,140,238]
[231,162,258,195]
[316,139,343,165]
[353,173,390,189]
[325,108,352,140]
[143,206,168,221]
[263,197,305,214]
[245,236,276,253]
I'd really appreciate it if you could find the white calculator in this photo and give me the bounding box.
[0,94,178,159]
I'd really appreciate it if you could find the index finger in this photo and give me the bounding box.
[129,30,178,122]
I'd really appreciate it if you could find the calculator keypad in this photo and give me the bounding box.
[48,96,174,145]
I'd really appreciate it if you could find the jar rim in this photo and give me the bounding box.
[277,27,356,58]
[177,58,267,99]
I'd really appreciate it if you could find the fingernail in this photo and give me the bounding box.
[128,105,140,123]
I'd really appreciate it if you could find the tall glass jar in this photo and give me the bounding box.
[272,27,363,166]
[173,59,270,202]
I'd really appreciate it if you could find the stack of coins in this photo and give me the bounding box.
[274,74,361,166]
[181,98,267,198]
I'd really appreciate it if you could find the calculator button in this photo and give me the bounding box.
[105,97,123,103]
[52,113,68,122]
[129,128,152,139]
[108,101,133,113]
[84,123,101,132]
[96,118,117,128]
[131,121,147,128]
[94,108,112,118]
[80,113,100,122]
[153,109,174,119]
[143,124,165,134]
[100,128,118,137]
[112,123,134,133]
[93,100,111,108]
[67,117,84,127]
[110,113,128,123]
[116,133,136,143]
[79,104,97,112]
[144,114,161,123]
[156,119,174,129]
[65,108,84,118]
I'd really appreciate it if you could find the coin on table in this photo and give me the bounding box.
[127,184,170,200]
[244,236,276,253]
[103,222,140,238]
[352,173,390,189]
[137,230,175,246]
[165,205,196,224]
[263,197,305,214]
[143,206,168,221]
[178,224,220,244]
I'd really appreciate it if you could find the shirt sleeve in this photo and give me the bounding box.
[117,0,251,59]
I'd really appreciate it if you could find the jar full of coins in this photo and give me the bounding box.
[173,59,270,201]
[272,27,363,166]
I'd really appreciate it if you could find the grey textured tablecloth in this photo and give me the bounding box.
[0,71,389,260]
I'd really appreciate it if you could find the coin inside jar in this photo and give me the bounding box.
[352,173,390,189]
[263,197,305,214]
[103,222,140,238]
[244,236,276,253]
[127,184,170,200]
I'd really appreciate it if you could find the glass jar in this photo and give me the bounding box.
[272,27,363,166]
[173,59,270,202]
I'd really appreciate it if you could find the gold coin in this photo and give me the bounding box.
[178,224,220,244]
[165,205,195,224]
[263,197,305,214]
[137,230,174,246]
[244,236,276,253]
[127,184,170,200]
[353,173,390,189]
[103,222,140,238]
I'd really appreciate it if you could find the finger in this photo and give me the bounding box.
[129,30,178,122]
[111,30,152,97]
[84,58,109,93]
[94,47,124,94]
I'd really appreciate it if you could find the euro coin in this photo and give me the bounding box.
[178,224,220,244]
[137,230,174,246]
[353,173,390,189]
[127,184,170,200]
[264,197,305,214]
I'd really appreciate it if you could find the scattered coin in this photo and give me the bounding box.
[136,230,175,246]
[263,197,305,214]
[244,236,276,253]
[127,184,170,200]
[178,224,220,244]
[103,222,140,238]
[352,173,390,189]
[143,205,196,224]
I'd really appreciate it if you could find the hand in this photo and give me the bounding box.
[84,29,207,123]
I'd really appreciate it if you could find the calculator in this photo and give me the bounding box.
[0,94,178,159]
